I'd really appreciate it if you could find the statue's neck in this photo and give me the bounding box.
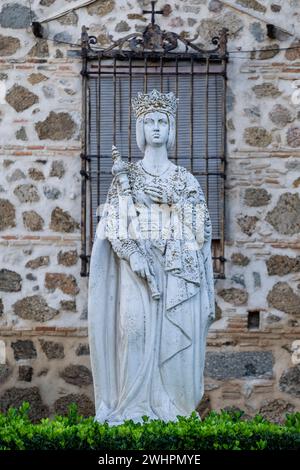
[142,146,169,172]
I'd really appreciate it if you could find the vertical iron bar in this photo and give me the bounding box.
[144,55,148,92]
[87,60,93,258]
[214,74,219,274]
[190,56,194,173]
[220,60,227,277]
[175,56,179,165]
[80,45,88,276]
[205,58,209,203]
[113,57,117,145]
[160,55,163,92]
[89,87,93,254]
[96,55,101,224]
[128,56,132,162]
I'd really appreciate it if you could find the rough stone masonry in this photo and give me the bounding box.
[0,0,300,423]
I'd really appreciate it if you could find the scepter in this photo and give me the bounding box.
[111,145,161,300]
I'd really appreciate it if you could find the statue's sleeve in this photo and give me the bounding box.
[189,175,212,244]
[172,172,215,322]
[109,239,140,262]
[102,177,140,262]
[192,176,216,323]
[201,204,216,324]
[171,171,208,245]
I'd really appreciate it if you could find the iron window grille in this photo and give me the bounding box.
[80,21,228,279]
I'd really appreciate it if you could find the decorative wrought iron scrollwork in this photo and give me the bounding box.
[81,22,228,58]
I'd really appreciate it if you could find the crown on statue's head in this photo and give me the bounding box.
[132,89,178,119]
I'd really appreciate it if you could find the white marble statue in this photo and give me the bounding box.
[88,89,216,425]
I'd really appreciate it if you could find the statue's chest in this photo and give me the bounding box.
[128,166,186,203]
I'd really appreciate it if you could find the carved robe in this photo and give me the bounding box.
[88,160,215,425]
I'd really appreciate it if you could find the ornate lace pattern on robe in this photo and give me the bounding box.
[98,161,215,319]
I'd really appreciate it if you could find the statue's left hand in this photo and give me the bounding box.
[144,184,169,204]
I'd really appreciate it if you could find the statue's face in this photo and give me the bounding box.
[143,111,169,147]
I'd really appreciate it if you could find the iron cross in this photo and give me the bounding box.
[143,1,165,25]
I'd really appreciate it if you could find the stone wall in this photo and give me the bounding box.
[0,0,299,423]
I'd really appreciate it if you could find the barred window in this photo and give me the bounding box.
[80,27,227,279]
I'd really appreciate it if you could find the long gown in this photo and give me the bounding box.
[88,160,216,425]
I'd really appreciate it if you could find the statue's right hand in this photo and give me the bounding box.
[129,251,151,279]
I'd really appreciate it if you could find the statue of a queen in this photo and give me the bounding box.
[88,89,216,425]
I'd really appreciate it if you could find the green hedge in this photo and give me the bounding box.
[0,403,300,450]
